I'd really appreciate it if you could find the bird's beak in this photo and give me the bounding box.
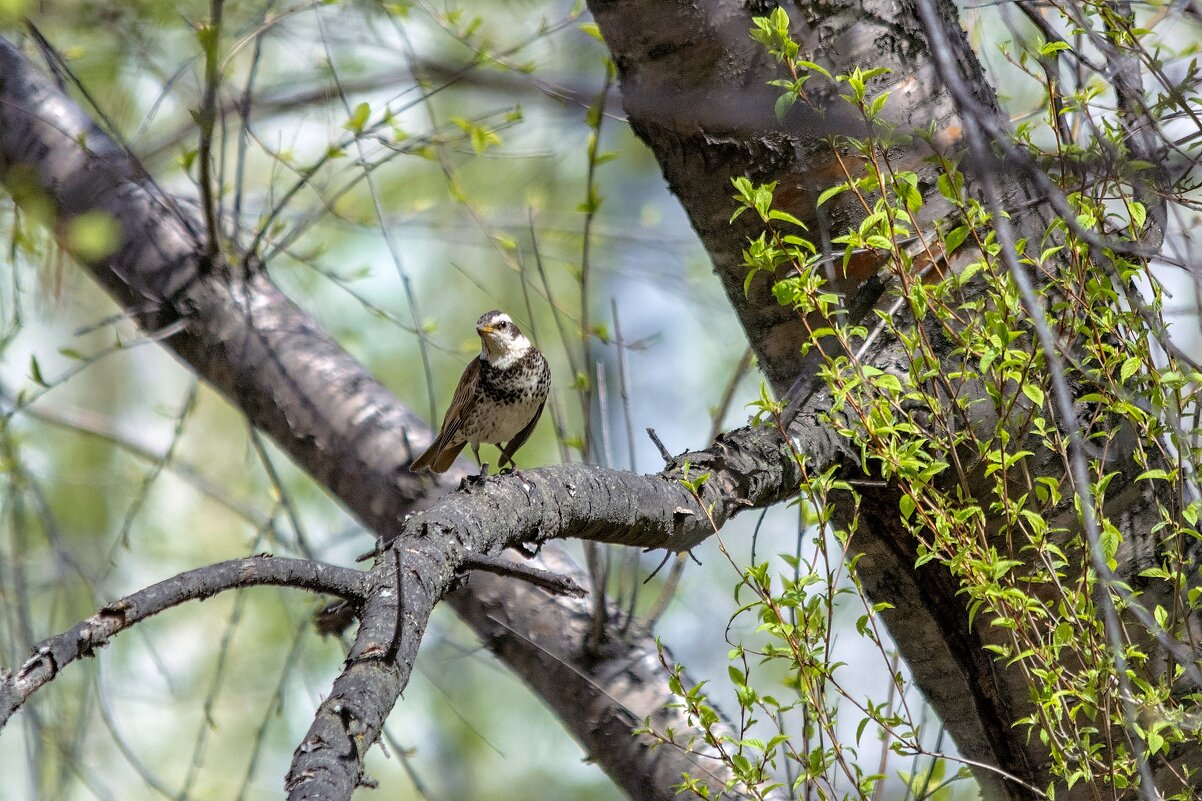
[477,325,495,335]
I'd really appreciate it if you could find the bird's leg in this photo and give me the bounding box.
[471,443,488,477]
[497,445,518,475]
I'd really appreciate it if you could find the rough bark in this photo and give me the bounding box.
[282,419,824,798]
[588,0,968,392]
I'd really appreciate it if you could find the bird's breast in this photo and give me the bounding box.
[462,355,550,443]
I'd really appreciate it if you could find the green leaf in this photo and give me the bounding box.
[0,0,29,24]
[177,147,198,172]
[767,209,806,228]
[1021,383,1045,408]
[67,211,122,261]
[795,60,832,79]
[1129,201,1146,230]
[1039,40,1071,56]
[868,91,889,117]
[816,183,848,208]
[578,21,604,42]
[1120,357,1142,383]
[944,225,968,254]
[29,354,47,387]
[774,92,796,120]
[344,102,371,133]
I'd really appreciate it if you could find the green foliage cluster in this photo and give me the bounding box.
[656,7,1202,800]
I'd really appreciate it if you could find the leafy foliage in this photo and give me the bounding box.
[657,7,1202,800]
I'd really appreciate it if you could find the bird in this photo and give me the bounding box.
[410,309,550,474]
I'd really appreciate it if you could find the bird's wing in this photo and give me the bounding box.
[410,357,482,471]
[434,356,482,446]
[498,399,545,468]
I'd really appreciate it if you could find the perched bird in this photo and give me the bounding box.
[410,310,550,473]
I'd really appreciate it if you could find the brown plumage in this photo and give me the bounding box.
[410,310,550,473]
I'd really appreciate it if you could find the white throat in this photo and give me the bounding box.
[480,333,531,370]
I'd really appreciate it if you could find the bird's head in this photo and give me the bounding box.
[476,310,531,368]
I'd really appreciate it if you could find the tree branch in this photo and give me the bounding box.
[0,556,365,727]
[461,551,587,597]
[283,418,822,798]
[397,425,810,557]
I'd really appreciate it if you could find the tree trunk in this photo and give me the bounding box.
[588,0,1199,798]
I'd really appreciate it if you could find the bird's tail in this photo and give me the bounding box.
[410,437,467,473]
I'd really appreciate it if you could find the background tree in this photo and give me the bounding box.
[1,1,1201,801]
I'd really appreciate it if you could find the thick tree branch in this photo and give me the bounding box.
[0,556,365,727]
[398,425,810,557]
[284,420,823,799]
[288,539,455,800]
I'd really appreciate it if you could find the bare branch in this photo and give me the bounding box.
[461,551,587,598]
[399,425,806,556]
[0,556,366,727]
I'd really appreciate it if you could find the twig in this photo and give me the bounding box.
[709,348,754,442]
[462,552,586,598]
[315,7,437,425]
[198,0,225,264]
[646,427,672,463]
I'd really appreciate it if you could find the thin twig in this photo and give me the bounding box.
[462,552,586,598]
[314,7,438,425]
[198,0,225,264]
[646,427,672,463]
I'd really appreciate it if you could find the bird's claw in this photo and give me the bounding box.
[461,469,490,490]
